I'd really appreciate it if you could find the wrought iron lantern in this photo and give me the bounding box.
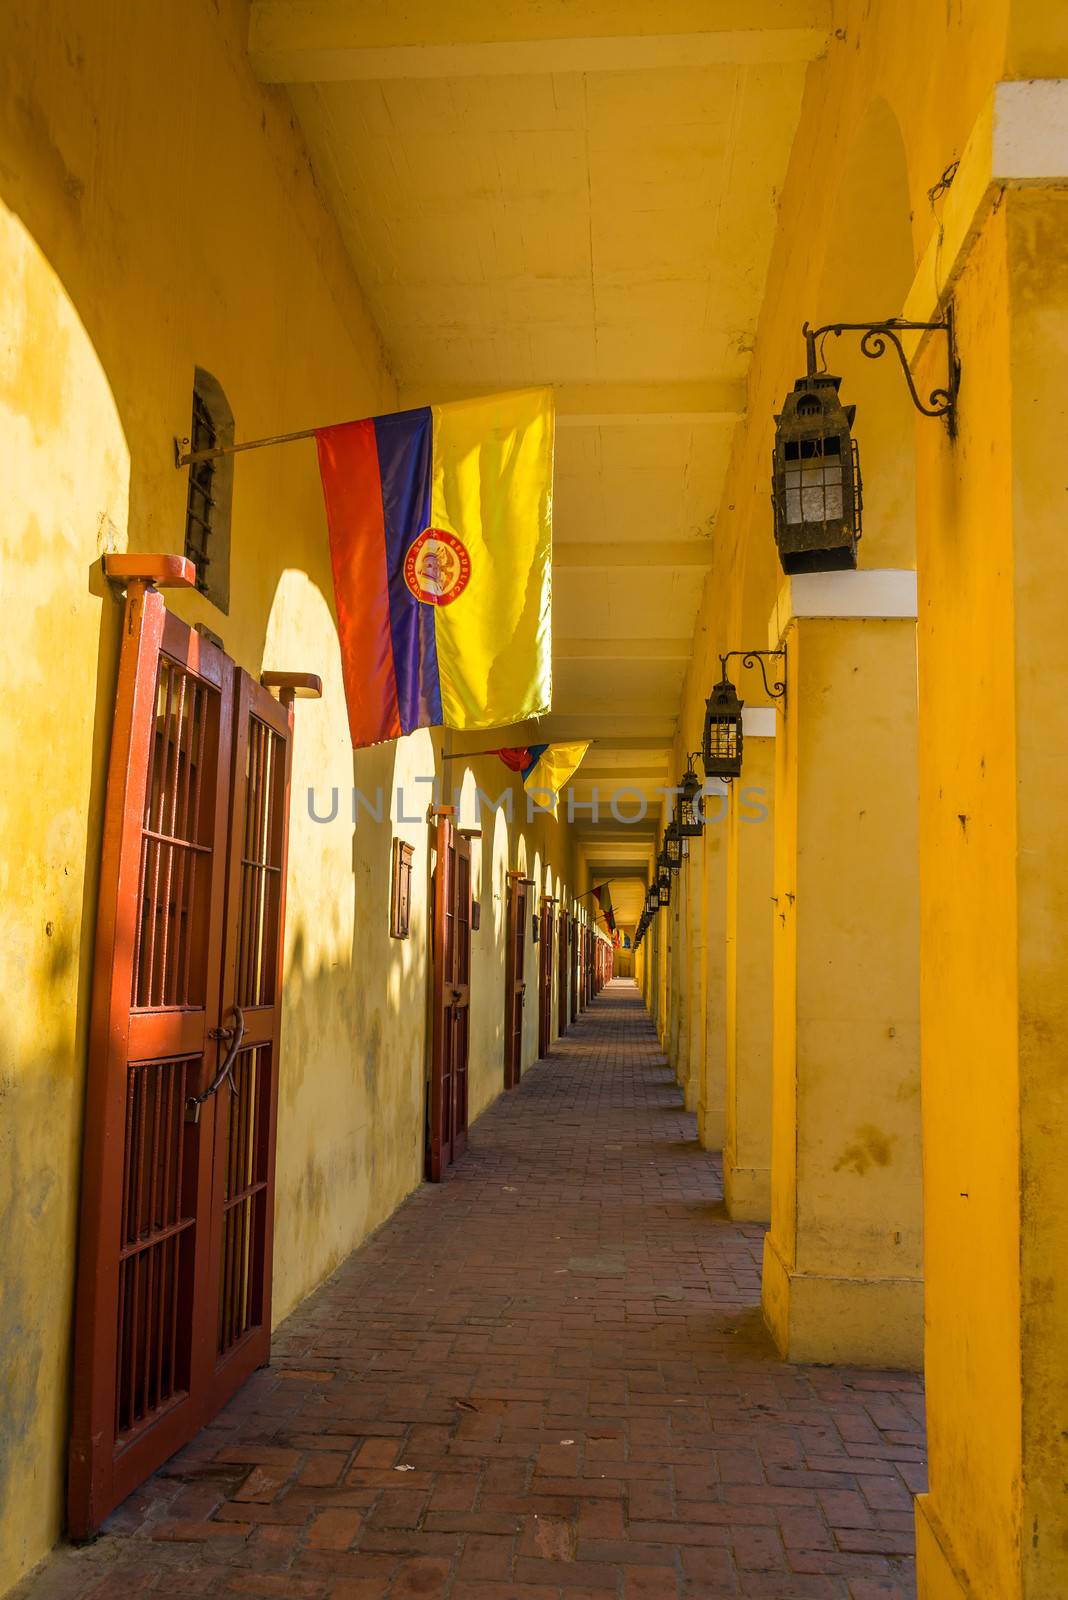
[645,887,658,916]
[772,364,861,574]
[663,825,683,871]
[675,763,704,837]
[702,651,786,781]
[772,311,959,574]
[657,867,671,907]
[703,672,744,781]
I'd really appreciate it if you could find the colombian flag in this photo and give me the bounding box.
[593,881,616,935]
[317,390,553,749]
[496,740,590,802]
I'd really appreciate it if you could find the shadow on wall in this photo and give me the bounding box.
[0,191,132,1592]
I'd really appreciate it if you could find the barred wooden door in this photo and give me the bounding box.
[504,873,528,1089]
[428,809,471,1180]
[557,909,569,1037]
[570,919,580,1022]
[70,561,301,1537]
[202,670,293,1411]
[538,899,554,1057]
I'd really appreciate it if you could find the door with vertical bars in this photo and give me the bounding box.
[504,872,528,1089]
[538,898,555,1057]
[69,560,304,1537]
[428,808,471,1180]
[557,908,569,1038]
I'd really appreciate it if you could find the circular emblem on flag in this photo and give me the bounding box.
[403,527,471,606]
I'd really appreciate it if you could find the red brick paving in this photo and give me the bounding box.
[16,980,924,1599]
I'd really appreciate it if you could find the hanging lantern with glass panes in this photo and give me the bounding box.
[771,355,862,573]
[663,823,683,871]
[646,886,658,917]
[657,867,671,907]
[675,763,704,837]
[703,671,744,781]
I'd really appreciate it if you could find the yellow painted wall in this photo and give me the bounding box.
[912,207,1021,1599]
[698,798,728,1149]
[723,741,775,1221]
[0,1,582,1589]
[662,0,1065,1585]
[0,195,130,1600]
[914,187,1068,1599]
[764,614,922,1366]
[1008,190,1068,1600]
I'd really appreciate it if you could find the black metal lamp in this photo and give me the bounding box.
[657,867,671,907]
[675,762,704,837]
[645,886,658,916]
[663,825,683,871]
[703,673,744,781]
[772,311,960,575]
[772,366,861,574]
[703,652,786,781]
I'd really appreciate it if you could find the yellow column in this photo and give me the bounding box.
[669,864,689,1092]
[697,800,727,1149]
[724,716,775,1221]
[913,180,1068,1600]
[656,899,668,1046]
[762,572,922,1368]
[683,834,706,1115]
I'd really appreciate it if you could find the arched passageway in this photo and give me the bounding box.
[16,981,924,1598]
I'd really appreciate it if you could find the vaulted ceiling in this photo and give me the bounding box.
[247,0,830,925]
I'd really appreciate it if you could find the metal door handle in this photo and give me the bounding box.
[185,1004,246,1122]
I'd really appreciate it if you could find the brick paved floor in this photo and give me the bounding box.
[18,980,925,1600]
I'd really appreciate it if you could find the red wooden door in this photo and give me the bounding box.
[537,899,555,1057]
[69,561,305,1538]
[202,670,293,1410]
[428,808,471,1180]
[557,909,569,1036]
[504,873,528,1089]
[570,916,579,1023]
[70,578,232,1536]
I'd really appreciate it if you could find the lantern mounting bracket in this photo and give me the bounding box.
[801,308,959,434]
[720,650,787,702]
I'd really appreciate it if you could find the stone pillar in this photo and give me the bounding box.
[762,571,922,1368]
[669,865,689,1093]
[683,834,706,1115]
[723,713,775,1222]
[697,798,728,1149]
[913,170,1068,1600]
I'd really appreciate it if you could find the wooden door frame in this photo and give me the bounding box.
[504,871,531,1089]
[557,907,569,1037]
[69,557,317,1538]
[428,806,471,1180]
[70,570,234,1536]
[203,670,295,1411]
[537,896,556,1058]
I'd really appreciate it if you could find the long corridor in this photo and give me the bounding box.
[23,984,925,1600]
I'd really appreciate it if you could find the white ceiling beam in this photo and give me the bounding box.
[555,638,693,662]
[249,1,831,82]
[555,542,712,569]
[398,380,745,424]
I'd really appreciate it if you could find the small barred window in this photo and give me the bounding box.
[183,369,233,612]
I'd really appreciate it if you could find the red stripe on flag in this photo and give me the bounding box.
[317,421,402,746]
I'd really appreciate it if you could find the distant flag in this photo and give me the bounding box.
[593,882,616,935]
[496,740,590,807]
[317,389,553,749]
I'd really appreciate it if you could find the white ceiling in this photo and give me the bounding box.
[248,0,828,920]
